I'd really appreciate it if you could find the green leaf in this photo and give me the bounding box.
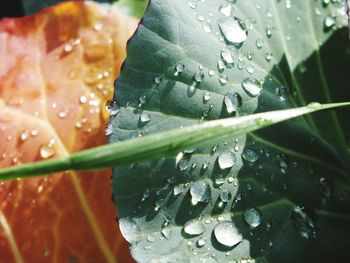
[113,0,148,18]
[110,0,350,262]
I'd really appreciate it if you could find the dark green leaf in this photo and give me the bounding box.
[111,0,350,262]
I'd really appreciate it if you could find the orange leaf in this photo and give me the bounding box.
[0,2,137,262]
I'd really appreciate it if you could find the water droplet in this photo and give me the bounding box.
[175,63,185,74]
[154,75,163,85]
[174,184,186,196]
[221,49,234,68]
[218,151,236,169]
[241,78,262,97]
[243,208,262,228]
[104,122,113,136]
[178,159,190,171]
[196,238,206,248]
[218,152,236,170]
[161,226,172,239]
[266,27,273,38]
[202,22,212,33]
[40,145,55,159]
[190,180,211,203]
[256,39,263,49]
[20,130,29,142]
[139,95,147,105]
[224,93,242,114]
[217,60,225,72]
[140,112,151,123]
[213,221,243,247]
[58,111,68,119]
[324,15,336,29]
[219,4,233,17]
[84,44,107,62]
[208,69,215,77]
[291,206,317,239]
[307,102,321,110]
[220,191,232,202]
[119,218,141,243]
[187,1,196,9]
[106,100,120,116]
[79,95,87,104]
[218,17,248,45]
[319,177,333,199]
[194,71,205,83]
[63,43,73,53]
[203,92,211,103]
[184,221,205,237]
[242,149,259,163]
[265,52,273,62]
[275,86,289,101]
[219,74,228,86]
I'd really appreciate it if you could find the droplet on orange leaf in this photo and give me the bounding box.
[39,145,55,159]
[84,44,108,62]
[19,130,29,142]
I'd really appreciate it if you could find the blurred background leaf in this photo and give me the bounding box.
[0,0,148,19]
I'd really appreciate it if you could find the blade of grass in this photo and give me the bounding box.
[0,102,349,181]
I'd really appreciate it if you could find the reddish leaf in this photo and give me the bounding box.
[0,2,137,262]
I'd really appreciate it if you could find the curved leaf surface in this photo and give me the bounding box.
[110,0,350,262]
[0,2,137,263]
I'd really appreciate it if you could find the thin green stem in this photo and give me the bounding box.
[0,102,349,181]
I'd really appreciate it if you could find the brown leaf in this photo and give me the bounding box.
[0,2,137,262]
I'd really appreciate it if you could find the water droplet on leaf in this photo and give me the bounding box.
[190,180,211,203]
[213,221,242,247]
[218,152,236,169]
[241,78,262,97]
[243,208,262,228]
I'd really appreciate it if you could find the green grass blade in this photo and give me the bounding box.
[0,102,349,181]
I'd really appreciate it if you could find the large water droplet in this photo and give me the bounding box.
[183,221,205,237]
[241,78,262,97]
[119,218,141,243]
[190,180,211,203]
[242,149,259,163]
[213,221,242,247]
[218,17,248,45]
[243,208,262,228]
[218,151,236,169]
[224,92,242,114]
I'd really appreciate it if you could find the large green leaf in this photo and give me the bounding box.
[110,0,350,262]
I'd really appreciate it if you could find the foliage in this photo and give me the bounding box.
[0,2,137,262]
[110,0,350,262]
